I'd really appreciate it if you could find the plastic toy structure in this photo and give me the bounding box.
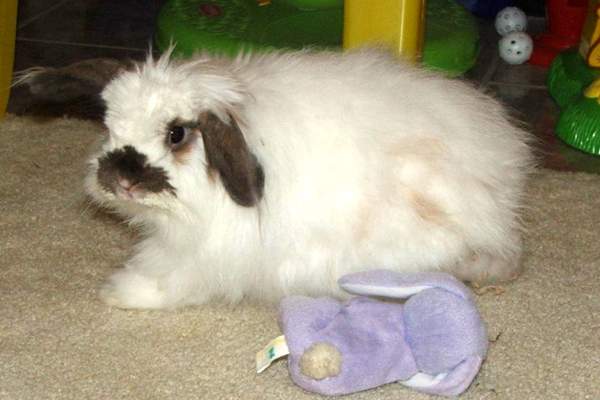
[274,270,488,397]
[580,0,600,66]
[0,0,18,119]
[456,0,513,18]
[156,0,480,76]
[343,0,425,63]
[529,0,588,67]
[548,0,600,155]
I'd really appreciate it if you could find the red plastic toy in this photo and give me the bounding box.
[529,0,588,66]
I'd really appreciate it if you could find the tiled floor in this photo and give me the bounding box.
[7,0,600,173]
[13,0,163,68]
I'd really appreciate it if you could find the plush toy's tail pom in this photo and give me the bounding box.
[299,342,342,380]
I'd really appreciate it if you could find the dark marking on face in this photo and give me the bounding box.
[198,112,264,207]
[97,145,176,196]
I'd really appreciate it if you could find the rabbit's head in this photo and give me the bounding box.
[85,52,264,218]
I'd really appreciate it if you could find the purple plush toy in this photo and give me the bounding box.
[278,270,488,397]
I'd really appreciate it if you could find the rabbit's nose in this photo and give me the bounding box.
[117,177,135,191]
[115,176,141,199]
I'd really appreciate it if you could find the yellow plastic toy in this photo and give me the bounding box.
[343,0,426,63]
[579,0,600,67]
[583,77,600,101]
[0,0,18,119]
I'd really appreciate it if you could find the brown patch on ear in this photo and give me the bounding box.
[198,112,264,207]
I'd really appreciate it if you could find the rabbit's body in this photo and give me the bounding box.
[85,49,532,309]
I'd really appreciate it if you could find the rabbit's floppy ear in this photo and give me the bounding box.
[198,111,265,207]
[338,270,473,300]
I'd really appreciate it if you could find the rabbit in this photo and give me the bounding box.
[75,48,533,309]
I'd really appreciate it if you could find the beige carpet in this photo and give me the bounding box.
[1,115,599,400]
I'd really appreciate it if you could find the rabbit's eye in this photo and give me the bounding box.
[169,126,186,145]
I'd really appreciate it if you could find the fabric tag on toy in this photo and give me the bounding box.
[256,335,289,373]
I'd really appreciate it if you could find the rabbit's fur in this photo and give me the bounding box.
[83,49,533,309]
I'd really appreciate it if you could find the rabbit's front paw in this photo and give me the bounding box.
[100,270,167,310]
[450,251,522,284]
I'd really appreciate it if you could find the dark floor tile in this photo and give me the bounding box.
[513,0,546,17]
[523,16,547,35]
[17,0,167,50]
[552,141,600,174]
[16,0,72,28]
[491,84,600,173]
[491,59,549,87]
[490,84,558,140]
[464,20,500,86]
[13,39,146,71]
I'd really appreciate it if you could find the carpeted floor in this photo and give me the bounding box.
[1,115,599,400]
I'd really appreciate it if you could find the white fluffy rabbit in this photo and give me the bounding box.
[83,48,533,309]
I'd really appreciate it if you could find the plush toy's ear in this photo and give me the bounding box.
[198,111,265,207]
[338,270,473,301]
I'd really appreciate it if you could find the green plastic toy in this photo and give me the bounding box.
[155,0,479,76]
[547,50,600,108]
[548,50,600,155]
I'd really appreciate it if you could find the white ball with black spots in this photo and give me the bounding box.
[495,6,528,36]
[499,32,533,64]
